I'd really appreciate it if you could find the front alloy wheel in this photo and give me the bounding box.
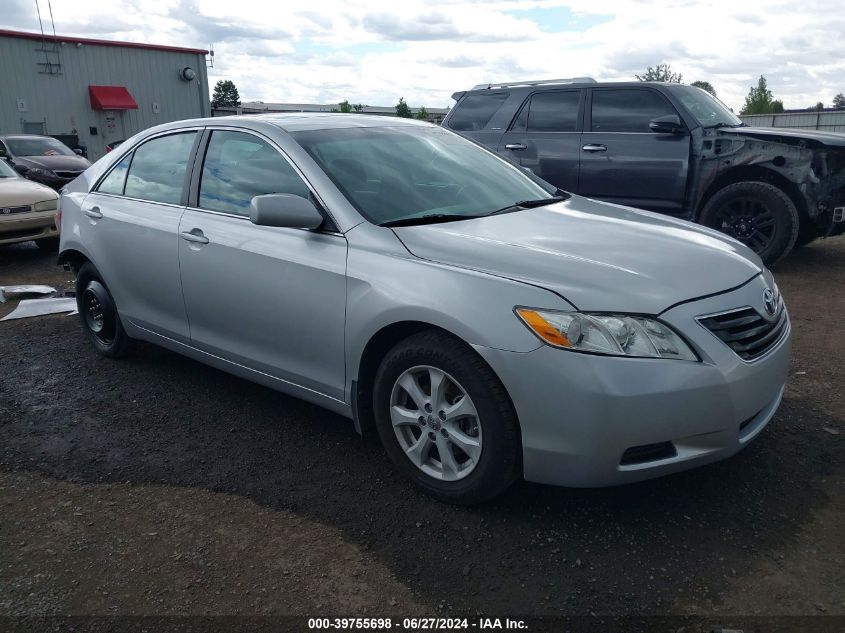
[390,365,482,481]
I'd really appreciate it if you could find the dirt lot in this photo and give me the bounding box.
[1,238,844,628]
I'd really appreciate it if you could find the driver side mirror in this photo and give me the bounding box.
[649,114,684,134]
[250,193,324,230]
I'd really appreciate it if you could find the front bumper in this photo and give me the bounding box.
[476,274,791,487]
[0,211,58,245]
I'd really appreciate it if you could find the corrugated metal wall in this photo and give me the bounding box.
[0,35,210,161]
[740,111,845,133]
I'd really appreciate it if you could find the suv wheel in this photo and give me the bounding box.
[373,330,521,504]
[699,181,799,265]
[75,262,132,358]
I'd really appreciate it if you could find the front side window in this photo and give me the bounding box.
[198,130,310,216]
[525,91,580,133]
[591,89,678,133]
[0,159,17,178]
[447,93,509,131]
[97,154,132,195]
[292,126,555,226]
[123,132,196,205]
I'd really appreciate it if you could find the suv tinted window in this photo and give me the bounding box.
[591,89,677,133]
[124,132,196,204]
[97,153,131,195]
[526,91,580,132]
[447,93,508,131]
[199,130,310,216]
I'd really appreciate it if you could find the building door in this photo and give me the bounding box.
[99,111,126,147]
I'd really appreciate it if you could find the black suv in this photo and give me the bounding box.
[444,79,845,264]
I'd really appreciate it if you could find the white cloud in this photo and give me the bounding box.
[2,0,844,110]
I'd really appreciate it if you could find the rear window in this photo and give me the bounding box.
[525,91,580,132]
[447,93,509,131]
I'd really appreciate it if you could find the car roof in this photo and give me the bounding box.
[0,134,57,140]
[464,81,676,95]
[153,113,434,134]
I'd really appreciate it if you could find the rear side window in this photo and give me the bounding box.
[97,154,131,195]
[525,91,580,132]
[591,89,678,133]
[198,130,310,216]
[447,93,509,131]
[123,132,196,204]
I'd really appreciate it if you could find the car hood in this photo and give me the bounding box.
[392,196,764,314]
[723,126,845,148]
[16,154,91,171]
[0,177,58,206]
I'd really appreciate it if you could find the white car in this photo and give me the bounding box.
[0,158,60,249]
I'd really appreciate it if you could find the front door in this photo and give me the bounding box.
[497,89,583,193]
[578,87,691,214]
[178,129,348,400]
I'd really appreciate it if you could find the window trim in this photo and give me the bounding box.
[585,87,685,135]
[188,126,340,233]
[507,89,585,134]
[92,128,204,205]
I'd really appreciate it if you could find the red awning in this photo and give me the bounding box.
[88,85,138,110]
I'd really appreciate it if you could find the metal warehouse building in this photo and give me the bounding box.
[0,29,210,161]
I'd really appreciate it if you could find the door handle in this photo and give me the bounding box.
[505,143,527,151]
[582,144,607,152]
[84,206,103,219]
[180,230,209,245]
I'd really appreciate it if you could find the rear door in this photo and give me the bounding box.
[177,128,348,400]
[578,87,690,214]
[497,89,583,193]
[81,130,199,342]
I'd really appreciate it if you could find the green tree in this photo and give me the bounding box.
[812,101,825,111]
[337,100,353,113]
[833,93,845,110]
[210,79,241,108]
[415,106,429,120]
[741,76,783,115]
[395,97,413,118]
[690,80,717,97]
[352,103,365,112]
[635,64,682,83]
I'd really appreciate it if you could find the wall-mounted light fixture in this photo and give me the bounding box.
[179,66,196,81]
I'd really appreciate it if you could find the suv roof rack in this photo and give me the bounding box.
[471,77,597,90]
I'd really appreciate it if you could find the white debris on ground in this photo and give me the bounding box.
[0,297,78,321]
[0,285,56,303]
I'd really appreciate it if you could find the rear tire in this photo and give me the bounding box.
[373,330,521,504]
[699,181,799,265]
[75,262,132,358]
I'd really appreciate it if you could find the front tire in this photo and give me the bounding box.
[699,181,799,265]
[373,330,521,504]
[75,262,132,358]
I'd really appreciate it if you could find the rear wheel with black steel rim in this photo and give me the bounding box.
[373,330,521,504]
[699,181,799,265]
[75,262,132,358]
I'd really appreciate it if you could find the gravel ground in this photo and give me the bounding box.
[1,238,844,623]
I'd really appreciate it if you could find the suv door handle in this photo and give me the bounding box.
[84,206,103,219]
[582,144,607,152]
[505,143,527,151]
[180,230,209,245]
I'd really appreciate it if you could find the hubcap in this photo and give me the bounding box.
[389,365,482,482]
[713,197,777,252]
[82,285,115,345]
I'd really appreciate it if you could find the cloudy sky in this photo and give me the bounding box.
[3,0,844,111]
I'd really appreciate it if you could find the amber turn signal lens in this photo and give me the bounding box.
[516,308,572,348]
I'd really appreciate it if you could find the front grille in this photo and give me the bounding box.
[0,205,32,215]
[620,441,677,466]
[55,170,82,179]
[698,299,787,361]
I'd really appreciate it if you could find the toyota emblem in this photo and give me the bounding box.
[763,288,777,316]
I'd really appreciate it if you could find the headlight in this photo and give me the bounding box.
[515,307,698,360]
[28,167,56,177]
[33,199,58,212]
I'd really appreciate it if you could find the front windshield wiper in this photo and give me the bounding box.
[379,213,484,228]
[488,195,568,216]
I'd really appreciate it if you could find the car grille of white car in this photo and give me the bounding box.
[0,205,32,215]
[698,300,787,361]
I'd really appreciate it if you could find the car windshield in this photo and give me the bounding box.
[6,136,75,157]
[670,85,743,128]
[291,126,556,225]
[0,160,18,178]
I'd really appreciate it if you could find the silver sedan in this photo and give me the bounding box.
[58,114,790,503]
